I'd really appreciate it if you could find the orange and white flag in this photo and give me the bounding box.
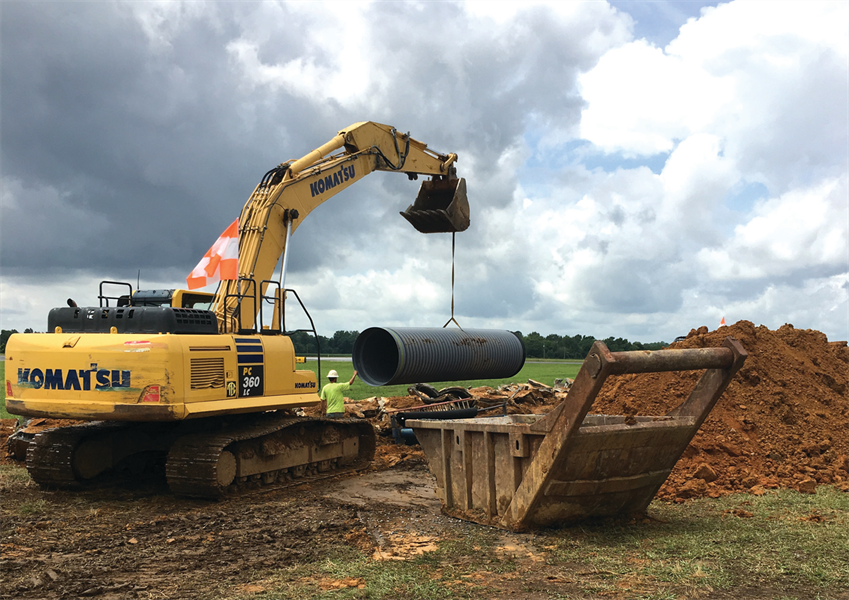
[720,316,726,327]
[186,219,239,290]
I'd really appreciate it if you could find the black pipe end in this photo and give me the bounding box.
[353,327,400,386]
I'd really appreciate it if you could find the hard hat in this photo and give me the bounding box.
[327,370,339,379]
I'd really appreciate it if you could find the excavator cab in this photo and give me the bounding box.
[401,177,469,234]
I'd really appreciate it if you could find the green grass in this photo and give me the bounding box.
[224,530,504,600]
[0,464,34,486]
[18,498,48,515]
[299,359,583,401]
[0,361,12,420]
[217,487,848,600]
[261,551,458,599]
[547,487,849,598]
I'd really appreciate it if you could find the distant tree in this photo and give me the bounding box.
[24,328,34,334]
[524,332,544,358]
[513,331,666,359]
[287,330,322,354]
[282,328,667,359]
[1,329,18,353]
[603,336,631,352]
[327,330,359,354]
[285,330,361,355]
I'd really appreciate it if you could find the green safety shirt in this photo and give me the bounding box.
[319,382,351,415]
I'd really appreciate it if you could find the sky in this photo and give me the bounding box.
[1,1,847,343]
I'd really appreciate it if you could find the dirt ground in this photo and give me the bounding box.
[1,448,557,600]
[2,321,847,599]
[2,447,846,600]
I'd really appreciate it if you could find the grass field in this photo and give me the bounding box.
[0,362,11,420]
[0,358,580,418]
[300,359,583,401]
[240,485,848,600]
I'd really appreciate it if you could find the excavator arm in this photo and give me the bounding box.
[212,121,469,332]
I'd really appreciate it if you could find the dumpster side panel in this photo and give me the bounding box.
[413,416,700,528]
[530,420,697,526]
[415,428,448,501]
[415,420,549,526]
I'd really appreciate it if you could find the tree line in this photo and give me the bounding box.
[286,329,666,359]
[0,329,33,353]
[514,331,666,359]
[1,328,667,359]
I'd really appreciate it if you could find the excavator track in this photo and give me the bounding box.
[166,416,375,498]
[22,416,375,498]
[26,421,133,488]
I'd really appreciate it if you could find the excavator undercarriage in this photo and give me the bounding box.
[25,415,375,498]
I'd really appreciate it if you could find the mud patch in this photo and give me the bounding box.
[323,466,440,510]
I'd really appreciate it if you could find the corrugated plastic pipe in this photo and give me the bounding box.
[353,327,525,386]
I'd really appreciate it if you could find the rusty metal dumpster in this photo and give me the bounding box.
[408,337,747,531]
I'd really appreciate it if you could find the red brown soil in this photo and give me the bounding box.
[591,321,849,501]
[0,419,16,465]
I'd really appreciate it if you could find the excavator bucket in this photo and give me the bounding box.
[401,177,470,233]
[408,338,748,531]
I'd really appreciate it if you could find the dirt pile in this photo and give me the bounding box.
[0,419,16,465]
[591,321,848,500]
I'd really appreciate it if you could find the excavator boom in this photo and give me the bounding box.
[215,121,468,332]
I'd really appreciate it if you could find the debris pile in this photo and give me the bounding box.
[469,379,567,412]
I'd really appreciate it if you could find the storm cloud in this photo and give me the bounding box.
[1,1,846,343]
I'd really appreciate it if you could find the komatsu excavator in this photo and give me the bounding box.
[5,122,469,497]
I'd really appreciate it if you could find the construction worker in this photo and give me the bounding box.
[319,369,358,418]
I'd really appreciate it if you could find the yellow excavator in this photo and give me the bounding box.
[5,122,469,497]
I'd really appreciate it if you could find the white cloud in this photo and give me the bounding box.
[126,1,214,50]
[670,1,849,64]
[579,0,849,183]
[225,3,375,109]
[579,39,732,155]
[464,0,588,23]
[560,0,849,341]
[2,0,847,346]
[681,273,849,342]
[284,258,450,331]
[697,177,848,280]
